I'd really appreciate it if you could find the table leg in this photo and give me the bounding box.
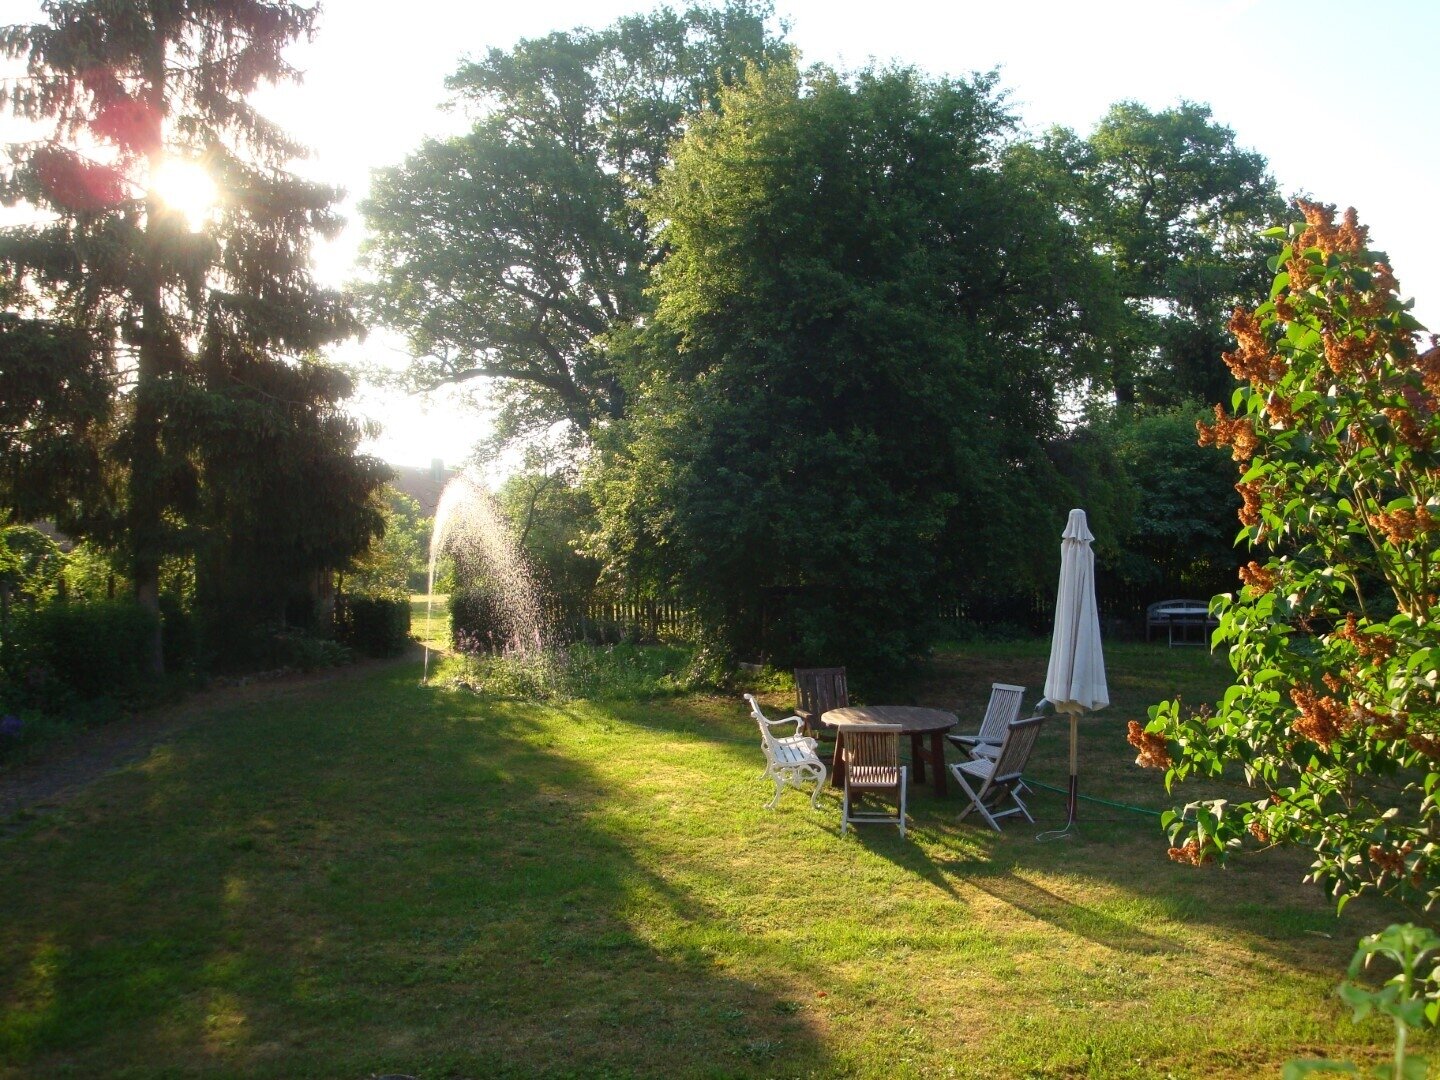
[930,731,948,796]
[909,732,926,785]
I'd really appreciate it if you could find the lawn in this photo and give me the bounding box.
[0,637,1431,1078]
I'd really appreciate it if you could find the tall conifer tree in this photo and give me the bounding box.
[0,1,384,671]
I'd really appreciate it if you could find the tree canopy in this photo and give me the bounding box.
[585,63,1115,684]
[357,0,791,444]
[1028,101,1287,406]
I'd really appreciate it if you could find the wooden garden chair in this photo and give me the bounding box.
[947,682,1025,761]
[745,694,827,810]
[840,724,907,837]
[949,715,1045,832]
[794,666,848,747]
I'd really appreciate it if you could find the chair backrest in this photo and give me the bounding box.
[744,693,767,725]
[744,693,797,753]
[990,715,1045,779]
[795,667,849,717]
[842,725,901,787]
[977,683,1025,741]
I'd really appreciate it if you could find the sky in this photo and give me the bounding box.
[9,1,1440,467]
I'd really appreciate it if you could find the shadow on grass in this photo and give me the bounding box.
[0,661,831,1079]
[951,864,1178,955]
[556,681,1405,978]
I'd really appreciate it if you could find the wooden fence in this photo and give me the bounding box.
[547,599,695,644]
[538,570,1240,648]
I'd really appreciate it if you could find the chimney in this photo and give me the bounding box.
[430,458,444,483]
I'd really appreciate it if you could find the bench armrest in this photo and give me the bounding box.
[762,714,808,739]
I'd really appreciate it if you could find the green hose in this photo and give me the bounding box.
[1025,778,1172,818]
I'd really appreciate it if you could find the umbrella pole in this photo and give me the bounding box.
[1067,715,1079,825]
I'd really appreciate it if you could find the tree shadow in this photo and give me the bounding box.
[0,662,832,1078]
[543,685,1402,976]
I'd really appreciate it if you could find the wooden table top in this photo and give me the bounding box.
[821,705,958,734]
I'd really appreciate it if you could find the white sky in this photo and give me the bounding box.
[8,1,1440,467]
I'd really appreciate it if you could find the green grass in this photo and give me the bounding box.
[0,640,1430,1078]
[410,592,450,652]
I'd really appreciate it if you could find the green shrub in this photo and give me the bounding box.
[448,585,508,653]
[243,625,351,673]
[1,598,159,710]
[334,595,411,657]
[158,593,199,674]
[432,642,696,701]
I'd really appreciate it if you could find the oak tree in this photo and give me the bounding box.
[358,1,790,444]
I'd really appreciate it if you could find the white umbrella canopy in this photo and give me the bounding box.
[1043,508,1109,825]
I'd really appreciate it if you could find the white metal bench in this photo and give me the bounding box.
[745,693,828,810]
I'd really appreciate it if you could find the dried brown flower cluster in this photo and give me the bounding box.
[1248,821,1271,844]
[1382,407,1433,450]
[1334,613,1395,663]
[1368,841,1414,878]
[1167,838,1210,866]
[1322,328,1386,378]
[1365,705,1440,760]
[1294,200,1368,261]
[1221,307,1287,385]
[1238,560,1276,594]
[1126,720,1171,770]
[1368,505,1434,546]
[1196,403,1259,461]
[1418,346,1440,399]
[1235,481,1264,527]
[1407,731,1440,760]
[1264,392,1296,429]
[1289,685,1350,747]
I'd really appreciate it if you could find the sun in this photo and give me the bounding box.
[149,158,218,230]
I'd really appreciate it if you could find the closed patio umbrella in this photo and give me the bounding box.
[1042,508,1108,826]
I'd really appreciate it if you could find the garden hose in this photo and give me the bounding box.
[1025,778,1172,818]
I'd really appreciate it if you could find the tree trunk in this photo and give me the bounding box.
[131,25,170,677]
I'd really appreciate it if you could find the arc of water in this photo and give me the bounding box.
[422,468,552,682]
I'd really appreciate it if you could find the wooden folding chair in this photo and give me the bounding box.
[947,682,1024,760]
[840,724,907,837]
[949,715,1045,832]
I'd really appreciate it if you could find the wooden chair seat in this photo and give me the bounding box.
[844,763,901,788]
[840,724,907,837]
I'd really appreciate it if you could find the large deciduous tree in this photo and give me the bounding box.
[586,63,1112,686]
[1,1,385,670]
[358,1,790,444]
[1031,101,1287,406]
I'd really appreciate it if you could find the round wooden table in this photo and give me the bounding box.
[822,705,959,796]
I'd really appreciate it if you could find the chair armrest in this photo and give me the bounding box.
[762,714,808,739]
[948,734,1001,748]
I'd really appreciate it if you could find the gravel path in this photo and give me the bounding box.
[0,651,417,830]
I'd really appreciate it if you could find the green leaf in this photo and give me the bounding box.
[1271,272,1292,298]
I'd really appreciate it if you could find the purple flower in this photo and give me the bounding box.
[0,714,21,739]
